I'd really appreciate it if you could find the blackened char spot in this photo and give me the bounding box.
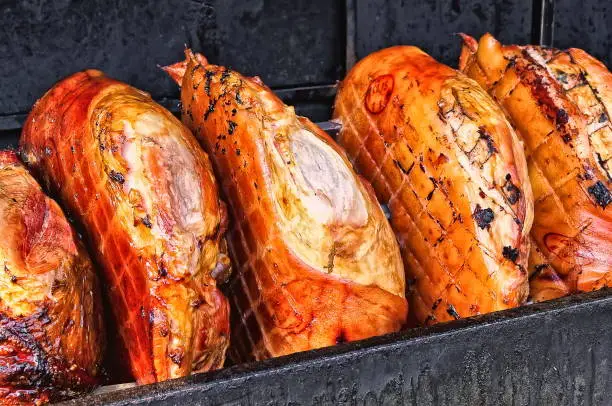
[504,174,521,204]
[502,246,520,263]
[599,113,608,123]
[141,215,152,228]
[204,98,217,120]
[158,265,168,278]
[556,71,568,84]
[556,108,569,126]
[169,350,183,366]
[447,304,460,320]
[228,120,237,135]
[587,181,611,208]
[335,330,347,344]
[478,127,497,154]
[109,170,125,184]
[204,70,214,96]
[431,298,442,310]
[473,204,495,229]
[220,67,232,83]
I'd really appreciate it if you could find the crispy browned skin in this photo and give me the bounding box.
[459,33,612,300]
[333,46,533,324]
[20,71,230,384]
[0,151,104,404]
[165,50,407,361]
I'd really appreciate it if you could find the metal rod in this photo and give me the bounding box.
[345,0,357,71]
[532,0,555,47]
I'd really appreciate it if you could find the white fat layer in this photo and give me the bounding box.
[290,128,367,225]
[120,112,205,278]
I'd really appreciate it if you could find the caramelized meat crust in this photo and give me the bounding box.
[0,151,104,404]
[165,50,407,361]
[459,33,612,300]
[334,46,533,324]
[20,71,230,384]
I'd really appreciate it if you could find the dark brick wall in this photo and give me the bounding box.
[0,0,609,126]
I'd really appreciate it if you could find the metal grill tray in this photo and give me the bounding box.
[59,289,611,406]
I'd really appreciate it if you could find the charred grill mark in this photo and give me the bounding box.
[473,204,495,229]
[108,170,125,184]
[426,177,437,201]
[587,180,611,208]
[235,90,243,105]
[394,159,414,175]
[502,246,520,263]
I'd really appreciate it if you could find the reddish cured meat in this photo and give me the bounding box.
[333,46,533,324]
[20,71,231,383]
[459,33,612,300]
[165,50,407,361]
[0,151,104,404]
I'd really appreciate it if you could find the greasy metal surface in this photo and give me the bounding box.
[62,289,612,405]
[355,0,533,67]
[553,0,611,66]
[0,0,345,117]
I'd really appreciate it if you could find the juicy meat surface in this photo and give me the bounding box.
[334,46,533,324]
[459,33,612,301]
[20,71,231,384]
[0,151,104,404]
[165,50,407,361]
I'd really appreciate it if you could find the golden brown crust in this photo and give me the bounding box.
[459,33,612,300]
[333,46,532,324]
[165,50,407,361]
[0,151,104,404]
[20,72,230,384]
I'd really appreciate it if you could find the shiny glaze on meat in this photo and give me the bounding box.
[0,151,104,404]
[459,33,612,301]
[165,50,407,361]
[334,46,533,324]
[20,71,230,383]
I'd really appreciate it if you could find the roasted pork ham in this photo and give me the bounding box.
[333,46,533,324]
[0,151,104,404]
[20,71,231,384]
[459,33,612,301]
[165,50,407,361]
